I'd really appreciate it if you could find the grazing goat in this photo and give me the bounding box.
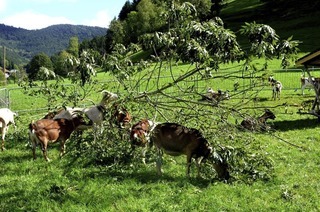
[299,76,320,95]
[43,108,65,119]
[53,90,118,138]
[112,104,132,129]
[130,119,157,164]
[0,108,17,151]
[29,114,85,161]
[268,76,282,100]
[149,123,230,179]
[200,88,230,103]
[240,109,276,131]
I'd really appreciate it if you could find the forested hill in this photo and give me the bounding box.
[0,24,106,65]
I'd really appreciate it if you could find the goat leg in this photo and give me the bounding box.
[1,139,4,151]
[195,157,204,178]
[60,140,66,157]
[41,144,50,162]
[156,148,163,175]
[32,144,37,160]
[186,155,192,177]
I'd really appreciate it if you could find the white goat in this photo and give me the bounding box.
[53,90,118,138]
[0,108,17,151]
[268,76,282,100]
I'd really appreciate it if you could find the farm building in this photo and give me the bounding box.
[296,48,320,67]
[296,49,320,117]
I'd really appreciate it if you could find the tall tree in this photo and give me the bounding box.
[122,0,166,45]
[26,52,53,80]
[118,1,133,21]
[51,50,72,77]
[67,36,79,57]
[210,0,225,17]
[105,19,126,52]
[136,0,164,34]
[123,11,140,44]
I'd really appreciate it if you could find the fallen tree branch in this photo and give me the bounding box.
[270,133,308,150]
[297,110,320,118]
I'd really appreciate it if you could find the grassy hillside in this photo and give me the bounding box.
[221,0,320,52]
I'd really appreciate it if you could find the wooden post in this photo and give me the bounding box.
[306,67,320,112]
[3,46,6,85]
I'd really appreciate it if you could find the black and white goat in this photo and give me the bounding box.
[0,108,17,150]
[268,76,282,100]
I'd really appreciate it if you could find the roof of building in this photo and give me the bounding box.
[296,48,320,67]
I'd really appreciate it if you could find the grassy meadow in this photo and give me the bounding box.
[1,56,320,211]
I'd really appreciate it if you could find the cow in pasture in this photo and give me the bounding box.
[149,122,230,179]
[240,109,276,131]
[0,108,17,151]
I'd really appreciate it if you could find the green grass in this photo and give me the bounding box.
[2,2,320,210]
[1,57,320,211]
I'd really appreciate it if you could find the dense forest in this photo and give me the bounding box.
[79,0,319,62]
[0,24,107,66]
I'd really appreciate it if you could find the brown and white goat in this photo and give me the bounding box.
[149,123,230,179]
[200,88,230,103]
[299,76,320,95]
[268,76,282,100]
[112,104,132,129]
[0,108,17,151]
[130,119,157,164]
[29,114,85,161]
[52,90,118,139]
[240,109,276,131]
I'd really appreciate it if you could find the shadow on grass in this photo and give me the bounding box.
[80,165,221,188]
[273,118,320,131]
